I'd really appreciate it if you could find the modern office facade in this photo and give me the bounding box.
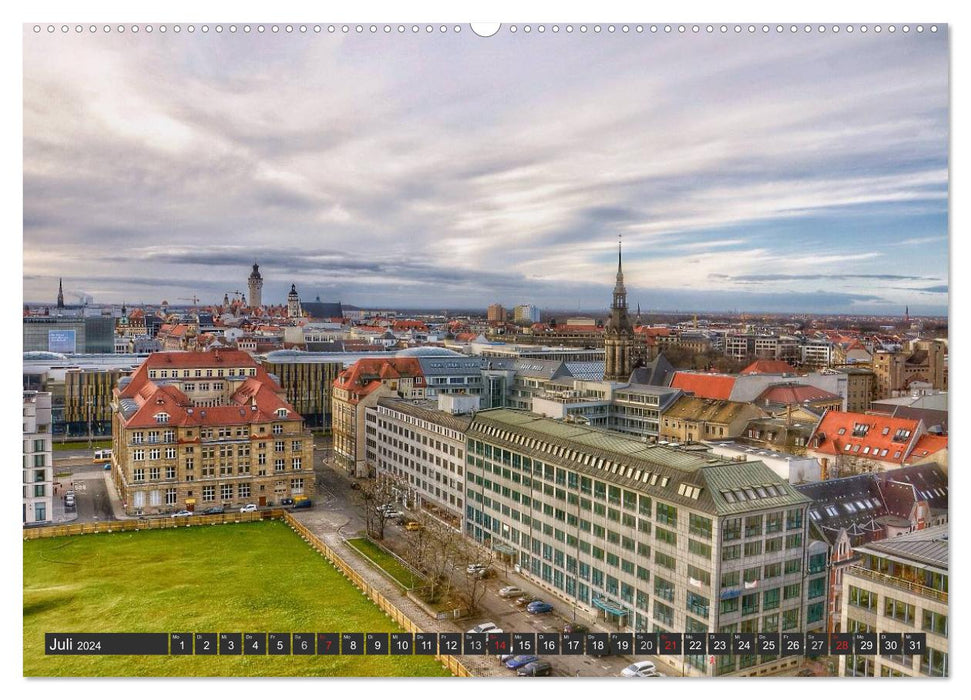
[464,409,813,676]
[23,352,146,437]
[531,379,682,439]
[23,316,116,354]
[369,397,472,529]
[258,350,344,429]
[23,391,54,525]
[840,525,948,677]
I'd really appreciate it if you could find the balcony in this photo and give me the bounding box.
[846,566,948,605]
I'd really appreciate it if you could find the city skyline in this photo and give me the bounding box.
[23,27,948,314]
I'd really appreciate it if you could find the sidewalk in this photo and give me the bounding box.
[294,517,502,677]
[102,470,136,520]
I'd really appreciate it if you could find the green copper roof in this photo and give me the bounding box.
[469,408,810,515]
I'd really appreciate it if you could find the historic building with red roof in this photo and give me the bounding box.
[331,358,426,477]
[807,410,948,476]
[110,350,314,515]
[753,383,843,417]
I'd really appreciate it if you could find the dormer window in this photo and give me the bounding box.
[155,412,170,424]
[276,408,288,418]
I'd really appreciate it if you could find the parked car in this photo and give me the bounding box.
[497,654,516,664]
[280,498,295,506]
[64,495,75,508]
[467,563,487,575]
[637,671,665,678]
[621,661,657,677]
[171,510,193,518]
[563,623,589,635]
[466,622,498,635]
[505,654,540,670]
[103,463,112,470]
[291,496,312,509]
[515,594,540,607]
[517,660,553,677]
[240,504,258,513]
[526,601,554,615]
[498,586,524,598]
[404,521,423,531]
[202,506,225,515]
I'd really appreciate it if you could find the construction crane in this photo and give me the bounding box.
[178,295,201,305]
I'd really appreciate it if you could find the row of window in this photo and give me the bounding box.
[847,586,947,634]
[471,450,717,538]
[147,367,257,379]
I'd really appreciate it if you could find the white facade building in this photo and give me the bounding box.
[23,391,54,525]
[369,397,473,529]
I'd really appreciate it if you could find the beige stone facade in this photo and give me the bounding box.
[110,351,314,515]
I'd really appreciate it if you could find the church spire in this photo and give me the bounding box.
[604,235,635,382]
[57,278,64,309]
[611,235,627,312]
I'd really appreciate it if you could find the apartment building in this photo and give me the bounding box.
[464,409,813,677]
[23,391,53,525]
[840,525,948,677]
[110,350,314,515]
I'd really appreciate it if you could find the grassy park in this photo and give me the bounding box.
[23,520,451,677]
[346,537,426,590]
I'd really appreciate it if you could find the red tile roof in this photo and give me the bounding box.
[670,372,736,401]
[334,357,426,400]
[907,434,948,461]
[637,327,671,337]
[740,360,797,375]
[810,411,923,465]
[393,320,428,331]
[115,351,297,428]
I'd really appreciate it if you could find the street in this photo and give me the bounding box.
[52,450,116,524]
[308,434,675,678]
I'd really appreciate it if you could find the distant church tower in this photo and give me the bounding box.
[604,239,635,382]
[287,283,302,319]
[248,263,263,309]
[57,278,64,309]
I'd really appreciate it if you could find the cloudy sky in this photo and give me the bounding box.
[23,25,949,315]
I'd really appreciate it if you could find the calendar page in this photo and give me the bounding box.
[21,11,949,690]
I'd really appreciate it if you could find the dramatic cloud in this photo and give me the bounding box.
[23,27,949,314]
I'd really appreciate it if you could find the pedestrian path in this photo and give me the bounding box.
[298,518,501,677]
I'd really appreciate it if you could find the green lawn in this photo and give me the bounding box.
[346,537,426,590]
[24,521,450,677]
[53,440,111,451]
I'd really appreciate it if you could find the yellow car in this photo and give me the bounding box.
[404,521,424,531]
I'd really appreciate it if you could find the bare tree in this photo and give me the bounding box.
[358,475,400,540]
[421,518,464,604]
[455,537,497,615]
